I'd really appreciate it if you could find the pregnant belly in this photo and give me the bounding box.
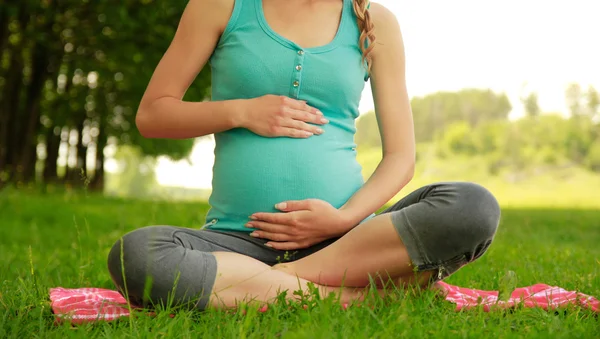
[206,128,364,230]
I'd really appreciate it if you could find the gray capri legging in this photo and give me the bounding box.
[107,182,501,311]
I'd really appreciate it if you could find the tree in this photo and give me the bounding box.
[521,92,540,118]
[585,140,600,172]
[565,83,584,117]
[586,86,599,120]
[410,89,511,143]
[438,121,476,156]
[0,0,211,190]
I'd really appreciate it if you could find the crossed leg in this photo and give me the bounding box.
[108,182,500,310]
[208,182,500,308]
[209,213,428,308]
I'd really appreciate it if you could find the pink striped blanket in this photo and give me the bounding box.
[49,282,599,324]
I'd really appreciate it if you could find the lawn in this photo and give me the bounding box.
[1,189,599,338]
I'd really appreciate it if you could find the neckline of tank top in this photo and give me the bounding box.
[255,0,350,54]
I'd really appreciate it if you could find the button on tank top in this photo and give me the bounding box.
[206,0,369,232]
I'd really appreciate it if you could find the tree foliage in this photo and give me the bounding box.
[411,89,512,143]
[357,86,600,174]
[356,88,512,148]
[0,0,210,189]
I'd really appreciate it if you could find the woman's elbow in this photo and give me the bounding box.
[136,101,163,138]
[135,110,153,138]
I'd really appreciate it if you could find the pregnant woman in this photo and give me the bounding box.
[108,0,501,310]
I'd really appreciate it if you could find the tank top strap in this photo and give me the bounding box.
[217,0,255,45]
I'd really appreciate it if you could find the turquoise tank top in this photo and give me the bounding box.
[205,0,368,232]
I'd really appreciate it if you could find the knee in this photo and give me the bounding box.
[450,182,501,240]
[107,227,146,291]
[107,226,170,303]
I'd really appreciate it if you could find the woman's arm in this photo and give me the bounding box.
[136,0,325,139]
[136,0,237,139]
[338,3,416,228]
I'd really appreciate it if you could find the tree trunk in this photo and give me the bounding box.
[43,127,60,183]
[0,3,28,183]
[77,120,88,179]
[66,118,88,187]
[0,3,11,81]
[89,124,106,192]
[64,129,78,183]
[0,53,18,179]
[0,4,13,188]
[21,142,37,183]
[16,3,60,184]
[16,47,51,183]
[0,3,10,79]
[1,53,25,181]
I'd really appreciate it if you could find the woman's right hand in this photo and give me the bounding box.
[238,95,329,138]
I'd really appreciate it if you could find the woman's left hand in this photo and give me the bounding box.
[247,199,353,250]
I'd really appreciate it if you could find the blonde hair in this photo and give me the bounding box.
[352,0,376,73]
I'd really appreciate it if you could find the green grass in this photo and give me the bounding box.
[1,189,599,338]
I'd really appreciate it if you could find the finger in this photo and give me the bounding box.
[281,117,324,135]
[250,230,292,242]
[251,212,293,225]
[266,241,305,250]
[283,96,322,115]
[275,127,313,138]
[246,221,291,234]
[275,200,312,212]
[288,109,329,126]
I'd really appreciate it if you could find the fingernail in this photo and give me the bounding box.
[316,128,324,134]
[245,223,254,228]
[320,118,329,124]
[304,132,313,137]
[275,202,287,210]
[316,110,323,115]
[249,215,257,220]
[265,243,273,248]
[250,232,258,237]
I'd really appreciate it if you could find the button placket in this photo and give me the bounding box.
[290,49,305,99]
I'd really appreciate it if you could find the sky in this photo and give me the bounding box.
[153,0,600,189]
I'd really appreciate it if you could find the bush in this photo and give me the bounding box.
[585,139,600,172]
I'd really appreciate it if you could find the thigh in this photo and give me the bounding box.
[289,185,443,263]
[278,182,499,286]
[271,186,443,286]
[275,214,426,287]
[287,185,442,263]
[378,184,439,215]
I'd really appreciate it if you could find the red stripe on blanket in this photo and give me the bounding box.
[50,288,131,323]
[49,283,599,324]
[435,282,599,312]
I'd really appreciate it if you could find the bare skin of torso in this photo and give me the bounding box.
[134,0,422,308]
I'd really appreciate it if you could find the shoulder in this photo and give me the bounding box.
[368,2,400,34]
[186,0,235,13]
[367,2,403,58]
[181,0,236,34]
